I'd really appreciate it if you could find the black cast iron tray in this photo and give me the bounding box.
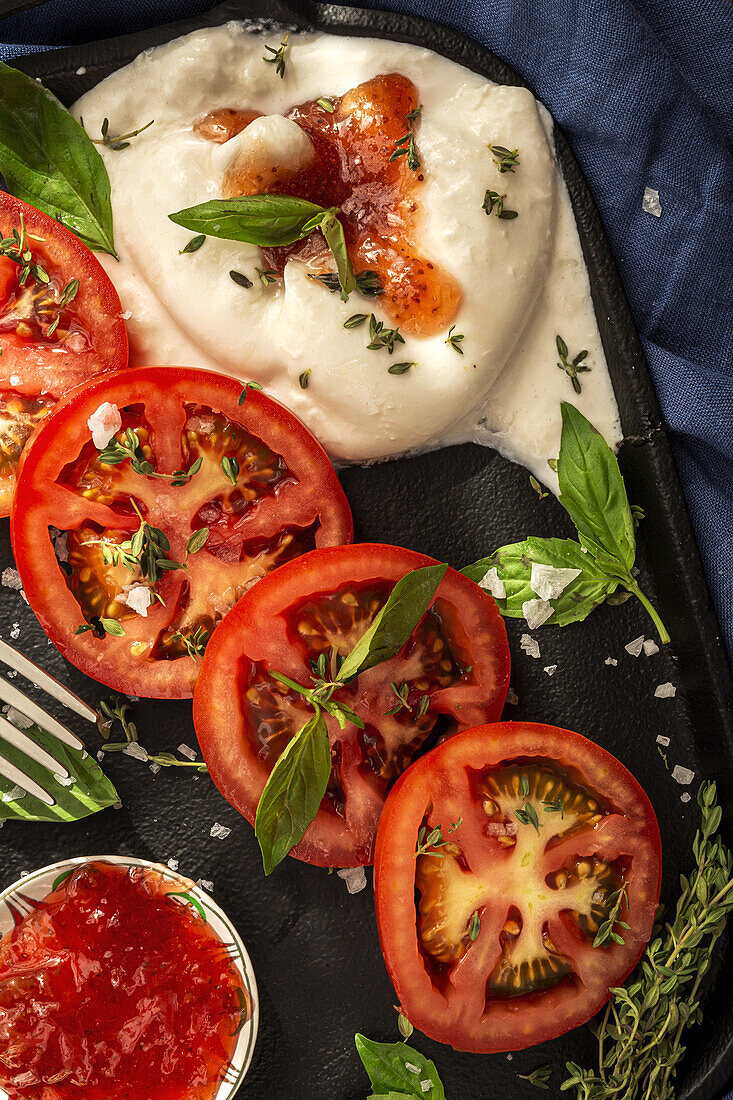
[2,2,733,1097]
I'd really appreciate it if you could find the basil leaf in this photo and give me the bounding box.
[463,537,618,627]
[558,402,635,577]
[168,194,328,248]
[0,62,116,255]
[254,708,331,874]
[368,1093,414,1099]
[337,564,447,682]
[0,722,119,822]
[320,208,356,301]
[355,1034,446,1100]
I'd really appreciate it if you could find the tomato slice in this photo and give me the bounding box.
[193,544,510,866]
[0,194,128,515]
[11,367,353,698]
[374,722,662,1053]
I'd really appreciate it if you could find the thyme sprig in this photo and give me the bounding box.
[98,697,208,770]
[483,189,518,220]
[171,626,209,661]
[386,680,412,715]
[593,882,630,948]
[91,117,154,151]
[0,214,50,286]
[389,104,422,171]
[415,818,462,858]
[82,500,183,586]
[310,269,383,297]
[518,1064,552,1090]
[489,143,520,173]
[445,325,464,354]
[262,33,289,79]
[97,426,203,486]
[366,313,405,354]
[561,781,733,1100]
[556,334,590,395]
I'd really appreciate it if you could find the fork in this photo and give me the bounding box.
[0,639,97,806]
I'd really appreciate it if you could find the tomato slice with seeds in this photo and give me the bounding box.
[193,544,510,866]
[0,193,128,515]
[374,722,662,1052]
[11,367,352,698]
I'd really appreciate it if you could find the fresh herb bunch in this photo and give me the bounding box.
[561,781,733,1100]
[355,1033,446,1099]
[557,334,591,395]
[83,500,183,587]
[0,61,116,255]
[462,403,670,643]
[389,105,422,171]
[254,563,448,873]
[169,194,355,300]
[415,819,461,858]
[91,116,154,151]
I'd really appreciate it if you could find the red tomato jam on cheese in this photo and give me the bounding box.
[194,73,462,335]
[0,861,248,1099]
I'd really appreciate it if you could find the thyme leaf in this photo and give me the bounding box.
[483,189,518,219]
[489,143,520,173]
[389,104,422,171]
[310,269,384,298]
[517,1064,552,1090]
[556,334,591,394]
[415,818,462,858]
[445,325,464,354]
[92,117,154,151]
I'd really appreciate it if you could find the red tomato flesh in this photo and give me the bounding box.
[0,194,128,514]
[194,544,510,866]
[0,861,247,1099]
[374,722,662,1052]
[11,367,352,698]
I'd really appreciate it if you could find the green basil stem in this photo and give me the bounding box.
[622,578,670,644]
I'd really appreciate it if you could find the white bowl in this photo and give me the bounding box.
[0,855,259,1099]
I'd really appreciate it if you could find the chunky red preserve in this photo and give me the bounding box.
[0,861,248,1099]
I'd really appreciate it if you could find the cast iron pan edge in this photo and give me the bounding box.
[5,2,733,1097]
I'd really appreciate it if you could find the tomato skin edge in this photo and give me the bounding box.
[373,721,662,1053]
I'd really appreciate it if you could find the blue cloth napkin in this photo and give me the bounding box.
[0,0,732,674]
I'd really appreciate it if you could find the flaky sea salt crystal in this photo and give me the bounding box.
[643,639,660,656]
[1,568,22,590]
[337,866,367,894]
[642,186,662,217]
[625,635,645,657]
[178,743,197,761]
[9,623,20,640]
[655,682,676,699]
[97,750,105,762]
[478,566,506,600]
[605,657,618,666]
[149,762,161,775]
[76,66,87,75]
[530,563,581,601]
[210,822,231,840]
[3,706,33,730]
[196,878,215,893]
[167,858,179,871]
[121,585,153,617]
[520,634,541,659]
[681,793,691,803]
[672,764,694,785]
[2,785,26,802]
[87,401,121,450]
[656,735,670,747]
[523,599,553,630]
[123,742,149,762]
[55,775,75,787]
[405,1063,421,1075]
[544,665,557,676]
[420,1082,431,1094]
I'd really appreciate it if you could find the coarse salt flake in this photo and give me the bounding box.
[178,743,197,761]
[210,822,231,840]
[196,878,215,893]
[122,742,149,762]
[405,1063,421,1075]
[337,866,367,894]
[1,568,22,590]
[643,639,660,656]
[149,762,161,775]
[75,66,87,75]
[167,858,179,871]
[672,764,694,786]
[2,785,26,803]
[478,566,506,600]
[605,657,618,666]
[55,774,75,787]
[3,706,33,730]
[420,1082,432,1094]
[522,598,553,630]
[87,401,121,450]
[642,186,662,217]
[655,682,676,699]
[625,635,645,657]
[656,735,670,747]
[681,793,691,803]
[121,585,153,617]
[544,664,557,676]
[529,562,581,601]
[9,375,20,386]
[520,634,540,659]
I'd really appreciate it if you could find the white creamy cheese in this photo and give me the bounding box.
[73,23,620,478]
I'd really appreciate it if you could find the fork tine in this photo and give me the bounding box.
[0,716,70,779]
[0,748,55,806]
[0,639,97,723]
[0,679,84,750]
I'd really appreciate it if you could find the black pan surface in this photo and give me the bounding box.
[2,3,732,1097]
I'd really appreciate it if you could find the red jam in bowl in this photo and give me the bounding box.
[0,861,248,1099]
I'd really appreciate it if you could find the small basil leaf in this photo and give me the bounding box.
[368,1093,414,1099]
[463,537,618,627]
[168,194,327,248]
[558,402,635,577]
[355,1034,446,1100]
[0,722,119,822]
[0,62,116,255]
[254,708,331,875]
[337,563,447,682]
[319,208,356,301]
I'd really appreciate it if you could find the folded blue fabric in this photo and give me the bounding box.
[0,0,732,676]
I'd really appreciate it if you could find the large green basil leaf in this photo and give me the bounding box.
[168,194,329,248]
[355,1035,446,1100]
